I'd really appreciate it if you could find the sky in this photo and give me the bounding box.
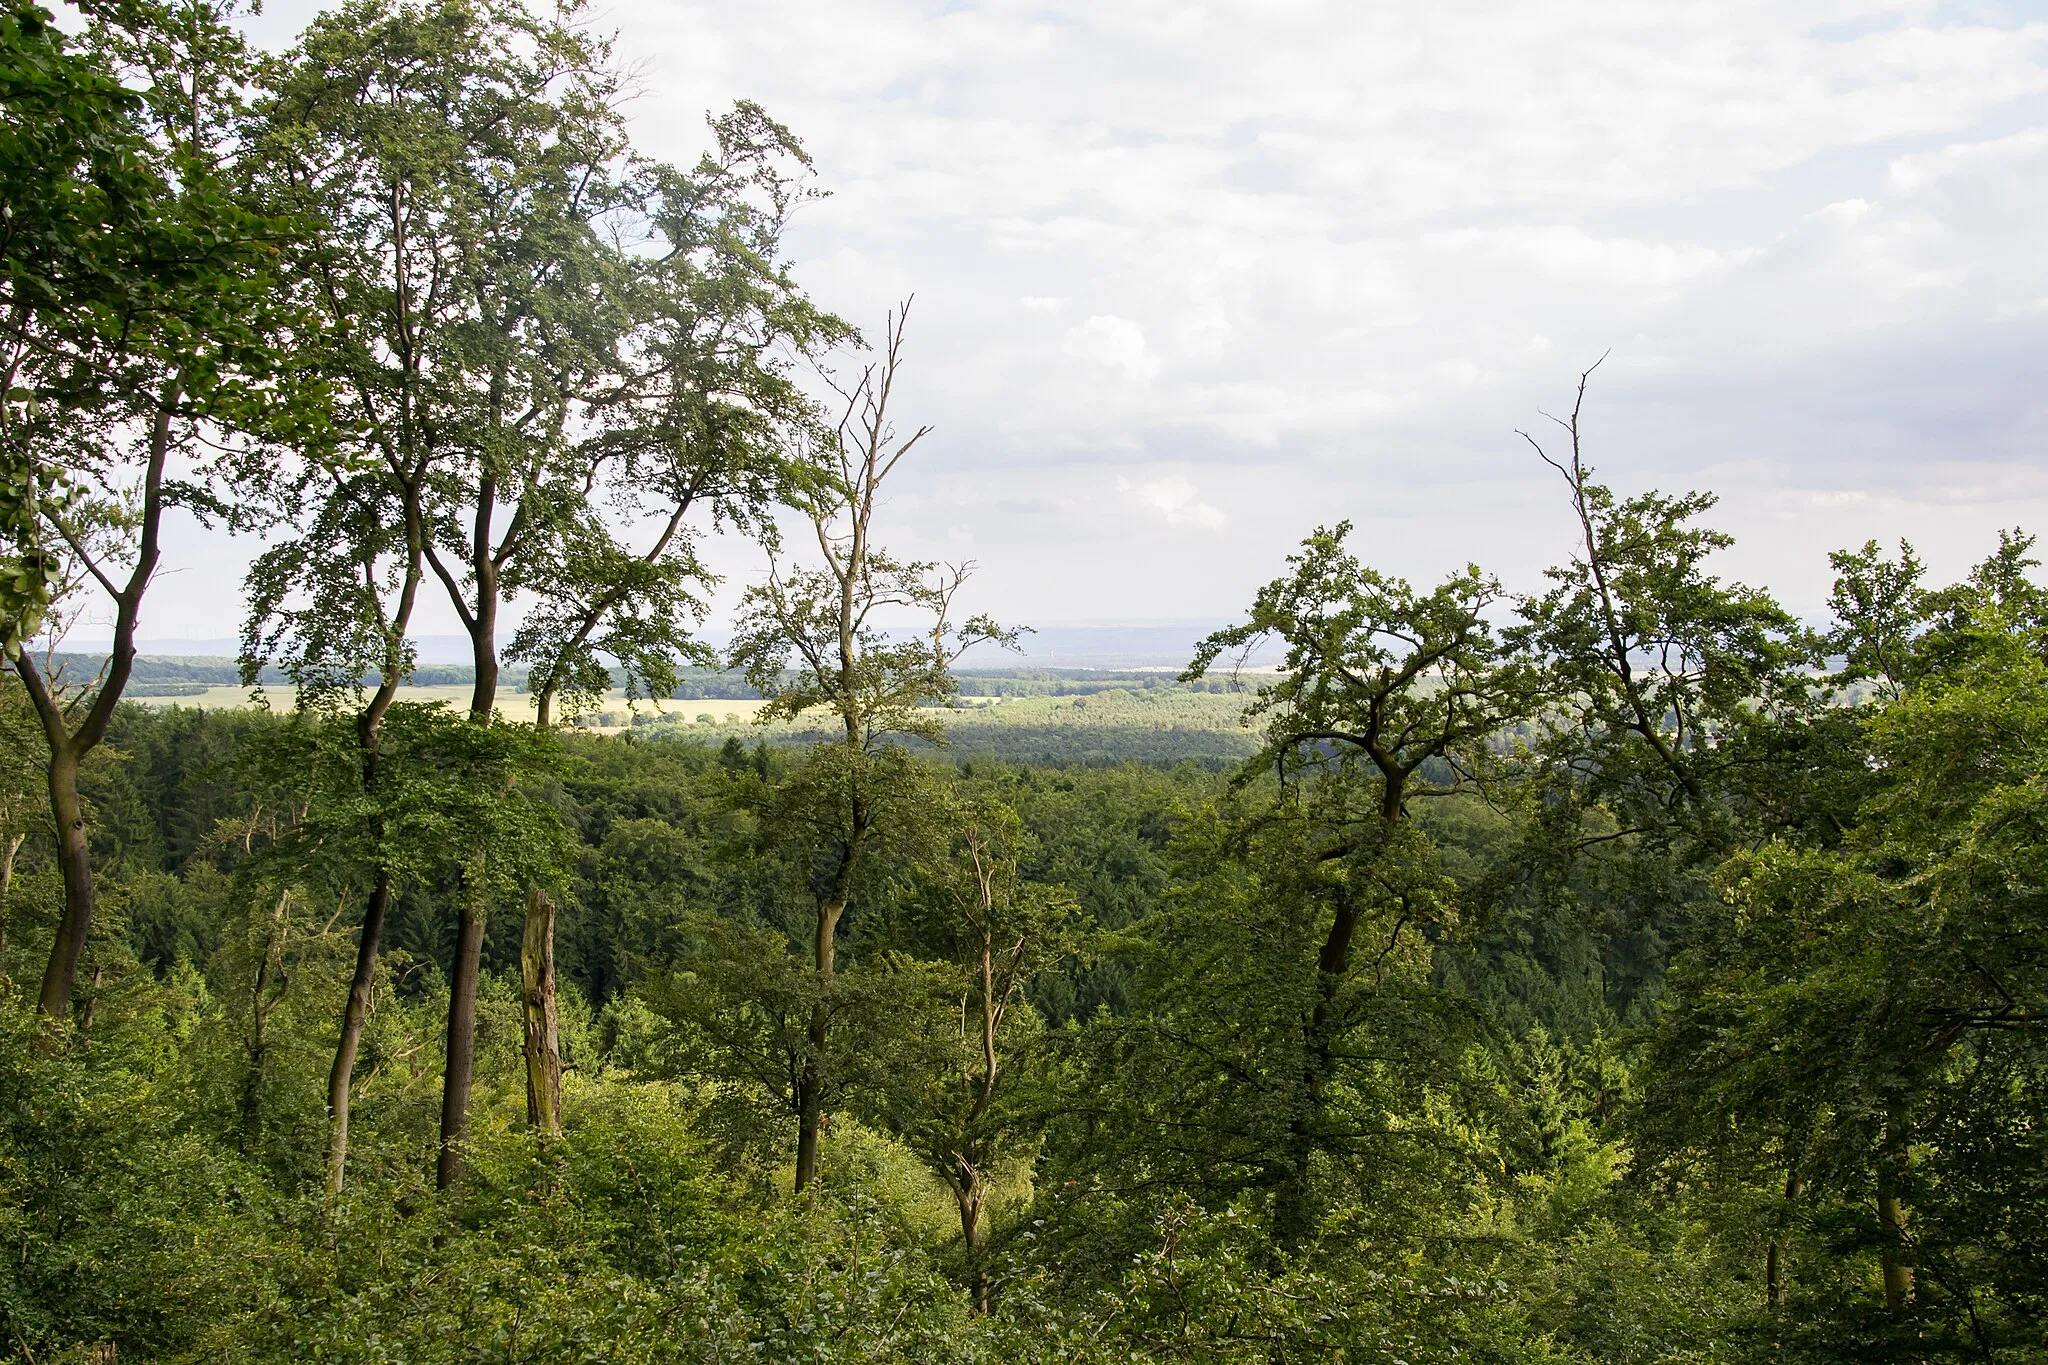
[121,0,2048,650]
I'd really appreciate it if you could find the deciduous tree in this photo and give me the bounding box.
[2,0,309,1028]
[728,302,1019,1191]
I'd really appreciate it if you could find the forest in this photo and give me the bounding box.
[2,0,2044,1360]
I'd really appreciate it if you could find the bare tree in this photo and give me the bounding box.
[729,300,1021,1192]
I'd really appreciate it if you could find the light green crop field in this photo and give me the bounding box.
[131,685,768,726]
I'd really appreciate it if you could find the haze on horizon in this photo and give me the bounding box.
[115,0,2048,649]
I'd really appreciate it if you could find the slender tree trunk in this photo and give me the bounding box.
[75,960,102,1036]
[326,656,409,1194]
[429,531,499,1187]
[1877,1113,1914,1312]
[1878,1192,1913,1310]
[241,893,290,1151]
[954,1164,989,1314]
[322,489,422,1192]
[0,829,21,975]
[468,560,498,725]
[1877,1192,1913,1310]
[436,896,486,1190]
[794,894,844,1194]
[18,393,176,1030]
[327,869,393,1194]
[36,746,90,1027]
[1766,1164,1803,1309]
[521,886,562,1134]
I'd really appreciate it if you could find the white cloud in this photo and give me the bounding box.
[1063,315,1164,381]
[1888,127,2048,192]
[165,0,2048,639]
[1117,474,1228,529]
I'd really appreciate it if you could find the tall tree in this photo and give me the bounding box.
[1,0,306,1028]
[729,302,1019,1192]
[239,424,428,1190]
[255,0,836,1182]
[1186,524,1535,1244]
[1642,535,2048,1349]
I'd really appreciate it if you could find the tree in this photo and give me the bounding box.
[862,795,1076,1309]
[239,462,427,1189]
[510,101,850,729]
[728,301,1020,1192]
[2,0,308,1028]
[1509,364,1821,856]
[254,0,836,1182]
[1640,535,2048,1351]
[1184,522,1534,1244]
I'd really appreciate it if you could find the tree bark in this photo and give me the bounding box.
[1271,881,1368,1249]
[1877,1189,1914,1311]
[1877,1114,1914,1312]
[793,894,844,1194]
[954,1164,989,1314]
[325,622,413,1193]
[1766,1165,1803,1309]
[242,892,290,1151]
[326,868,392,1194]
[436,896,486,1190]
[521,885,562,1134]
[0,829,22,974]
[19,390,178,1029]
[427,500,499,1188]
[35,747,90,1026]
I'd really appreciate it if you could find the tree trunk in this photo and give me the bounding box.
[241,893,289,1151]
[76,960,102,1036]
[793,896,844,1194]
[23,391,175,1030]
[326,869,393,1194]
[1877,1188,1914,1311]
[521,886,562,1135]
[1271,884,1365,1249]
[0,829,24,976]
[1766,1165,1803,1309]
[436,896,486,1190]
[434,540,497,1186]
[954,1163,989,1313]
[467,558,498,724]
[1877,1115,1914,1312]
[36,746,90,1028]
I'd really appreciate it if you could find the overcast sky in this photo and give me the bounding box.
[133,0,2048,645]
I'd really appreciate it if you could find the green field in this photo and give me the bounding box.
[130,684,770,727]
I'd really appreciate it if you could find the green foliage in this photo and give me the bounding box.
[2,0,320,644]
[8,12,2048,1351]
[1190,519,1531,805]
[1509,430,1819,854]
[1640,546,2048,1354]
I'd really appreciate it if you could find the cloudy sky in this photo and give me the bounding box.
[142,0,2048,644]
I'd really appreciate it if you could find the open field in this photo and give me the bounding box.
[129,685,770,726]
[665,685,1262,767]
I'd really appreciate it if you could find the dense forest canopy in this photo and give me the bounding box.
[1,1,2043,1361]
